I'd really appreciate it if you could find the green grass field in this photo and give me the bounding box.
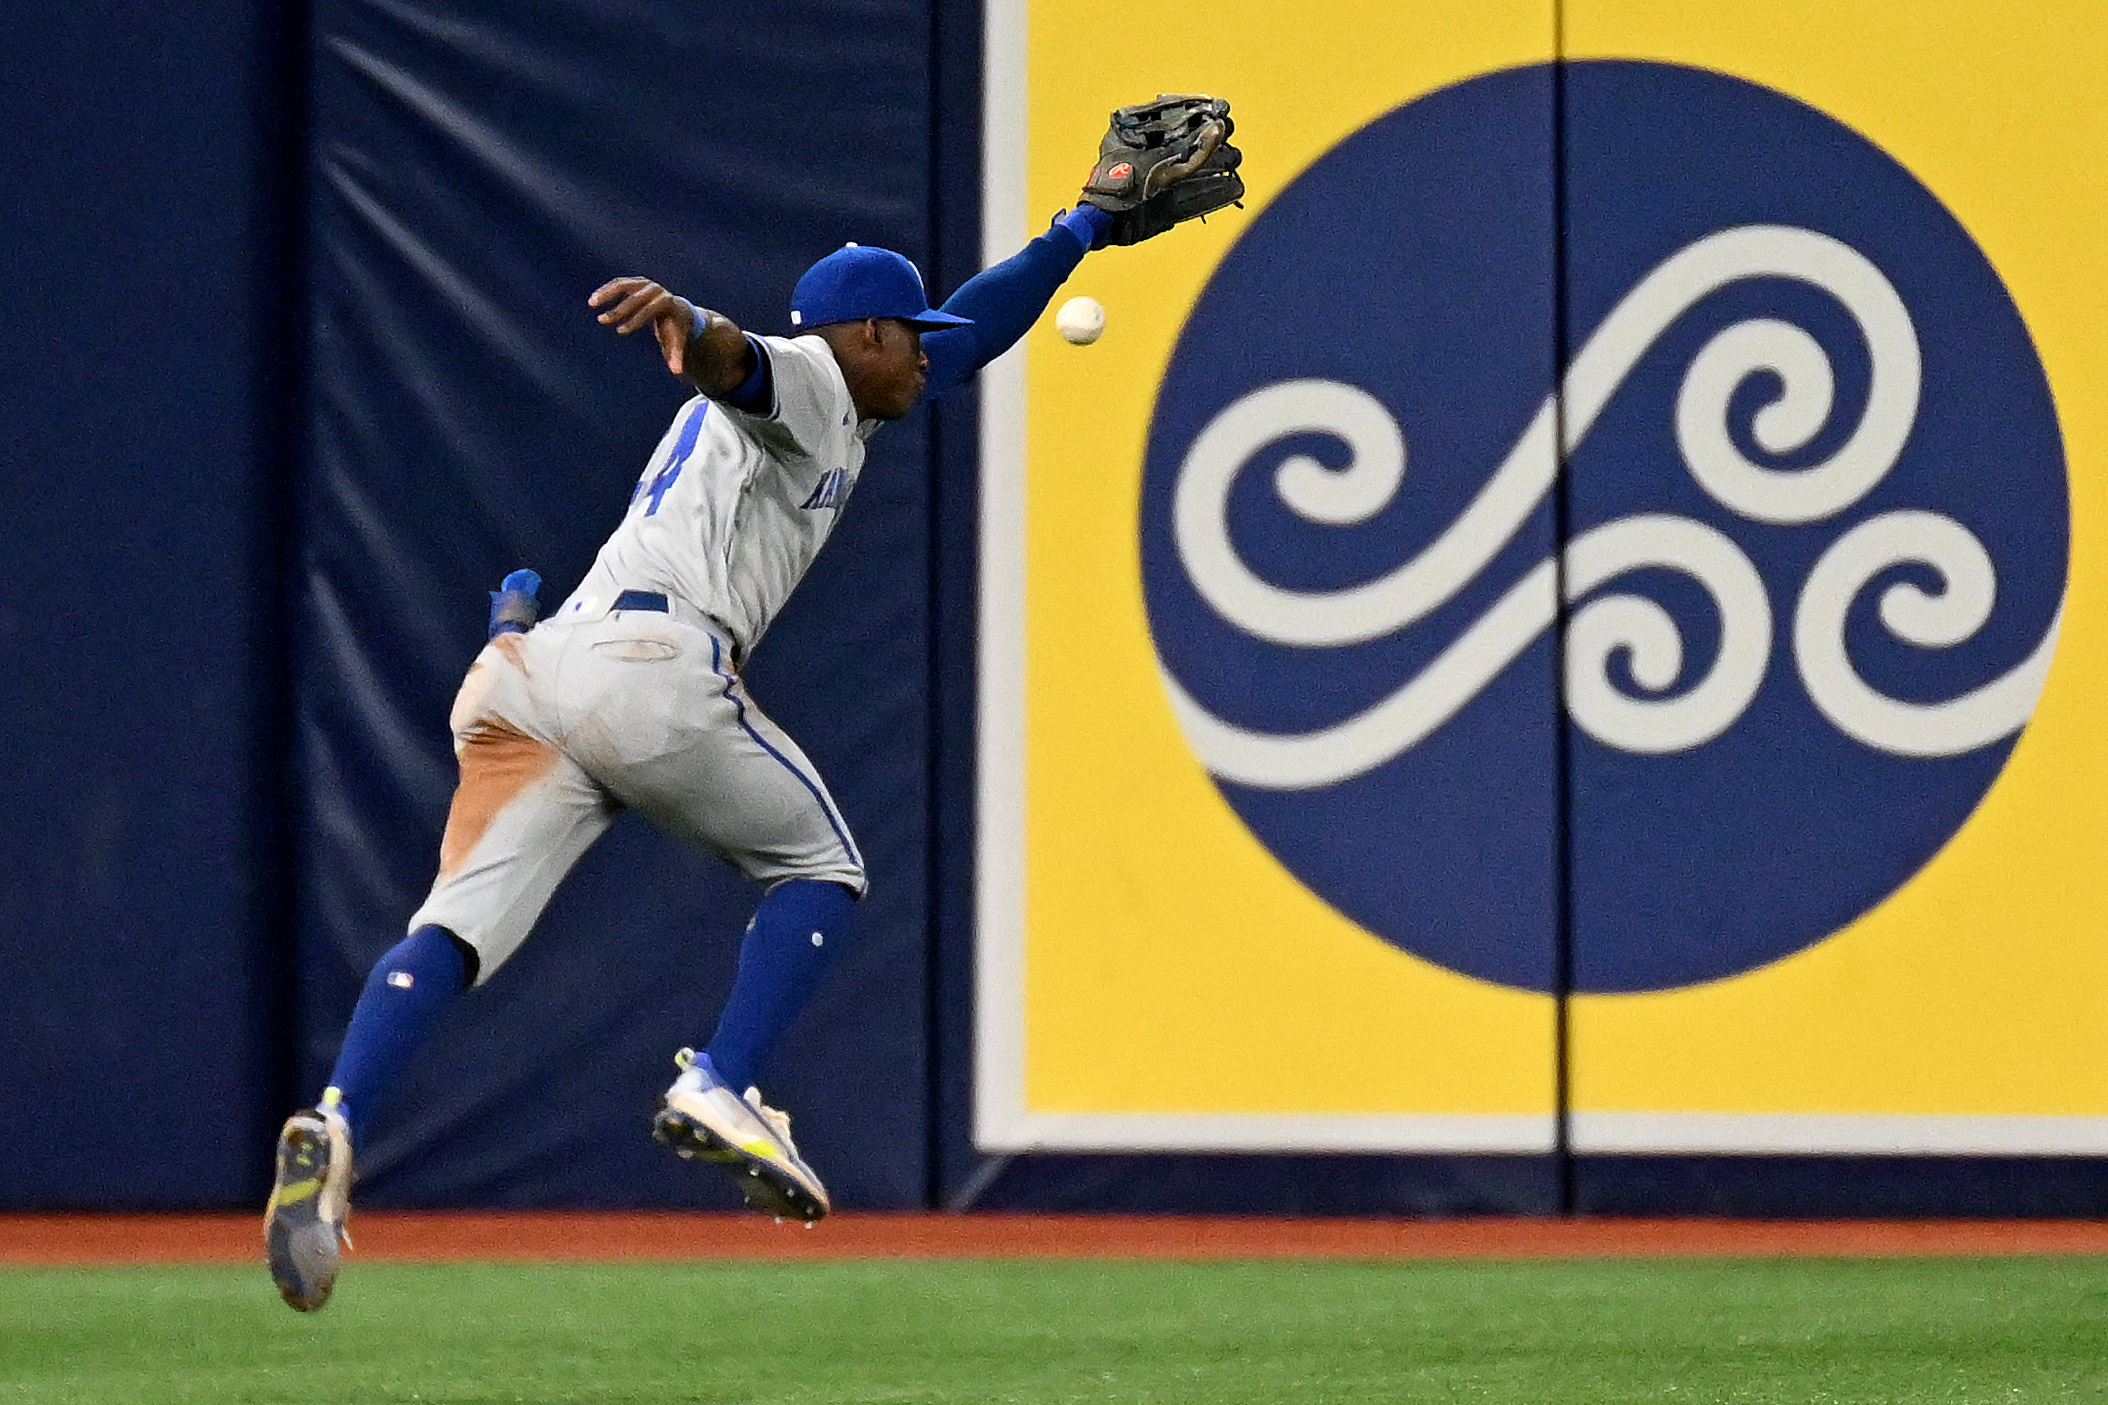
[4,1257,2107,1403]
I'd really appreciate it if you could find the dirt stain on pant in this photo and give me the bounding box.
[437,718,560,877]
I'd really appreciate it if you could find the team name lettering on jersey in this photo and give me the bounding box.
[799,468,847,511]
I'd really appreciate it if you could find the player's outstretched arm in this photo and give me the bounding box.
[588,277,756,399]
[919,205,1110,398]
[921,96,1244,396]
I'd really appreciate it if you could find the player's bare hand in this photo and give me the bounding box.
[589,277,696,375]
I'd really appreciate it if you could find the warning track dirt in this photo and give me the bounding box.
[6,1213,2108,1264]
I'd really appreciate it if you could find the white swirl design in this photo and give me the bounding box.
[1795,511,2061,757]
[1161,225,2060,790]
[1563,514,1772,755]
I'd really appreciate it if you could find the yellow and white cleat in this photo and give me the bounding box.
[264,1096,353,1311]
[652,1048,830,1222]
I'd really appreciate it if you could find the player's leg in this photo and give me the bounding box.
[651,875,856,1220]
[268,645,615,1310]
[573,624,863,1218]
[317,923,475,1147]
[703,875,858,1092]
[266,922,474,1310]
[611,636,866,1085]
[337,716,618,1139]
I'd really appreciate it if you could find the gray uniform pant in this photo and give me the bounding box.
[408,606,865,984]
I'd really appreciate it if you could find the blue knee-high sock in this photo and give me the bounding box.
[325,925,470,1146]
[703,880,856,1091]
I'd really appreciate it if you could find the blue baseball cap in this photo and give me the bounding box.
[789,244,972,332]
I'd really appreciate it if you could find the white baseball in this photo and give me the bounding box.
[1055,295,1106,345]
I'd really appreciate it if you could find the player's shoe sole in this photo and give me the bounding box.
[653,1103,830,1221]
[264,1108,352,1312]
[653,1050,830,1222]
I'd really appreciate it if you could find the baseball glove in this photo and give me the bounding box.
[1081,94,1244,246]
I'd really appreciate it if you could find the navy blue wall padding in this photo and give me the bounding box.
[969,1156,1560,1217]
[0,2,300,1206]
[926,0,991,1214]
[1575,1158,2108,1219]
[299,0,936,1206]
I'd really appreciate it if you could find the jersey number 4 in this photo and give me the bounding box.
[634,461,681,516]
[633,402,710,517]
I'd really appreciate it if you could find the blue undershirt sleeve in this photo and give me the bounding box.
[718,333,774,413]
[922,205,1111,398]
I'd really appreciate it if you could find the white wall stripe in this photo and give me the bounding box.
[1572,1113,2108,1156]
[976,1111,1557,1154]
[973,0,1032,1150]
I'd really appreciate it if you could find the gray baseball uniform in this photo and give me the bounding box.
[409,334,869,982]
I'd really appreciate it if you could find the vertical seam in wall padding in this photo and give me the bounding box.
[922,0,949,1211]
[250,0,316,1199]
[930,0,988,1211]
[1550,3,1577,1216]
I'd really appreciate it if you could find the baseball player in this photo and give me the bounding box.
[264,97,1242,1312]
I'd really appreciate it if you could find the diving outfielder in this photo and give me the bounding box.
[265,97,1243,1311]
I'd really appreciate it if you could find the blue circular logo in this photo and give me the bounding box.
[1141,62,2067,993]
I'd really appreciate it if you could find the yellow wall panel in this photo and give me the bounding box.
[1566,1,2108,1146]
[977,0,1561,1150]
[980,0,2108,1155]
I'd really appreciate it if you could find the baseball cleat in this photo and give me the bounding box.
[653,1048,830,1222]
[264,1098,354,1312]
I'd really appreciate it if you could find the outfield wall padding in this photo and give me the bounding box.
[296,0,948,1208]
[0,0,300,1209]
